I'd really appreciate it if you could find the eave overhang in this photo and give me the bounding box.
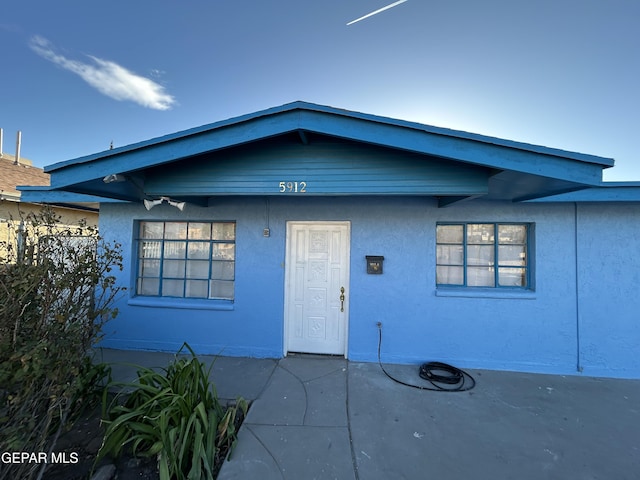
[523,182,640,202]
[18,185,123,206]
[42,103,613,201]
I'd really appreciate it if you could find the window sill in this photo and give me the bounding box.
[435,288,536,300]
[128,296,234,311]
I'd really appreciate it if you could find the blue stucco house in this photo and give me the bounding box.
[21,102,640,378]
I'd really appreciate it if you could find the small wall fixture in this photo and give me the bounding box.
[366,255,384,274]
[144,196,185,211]
[103,173,127,183]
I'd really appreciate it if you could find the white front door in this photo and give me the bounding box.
[284,222,350,356]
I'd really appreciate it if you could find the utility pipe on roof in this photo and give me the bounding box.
[0,128,3,157]
[14,131,21,165]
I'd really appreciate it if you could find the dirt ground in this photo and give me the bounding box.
[42,406,159,480]
[40,401,243,480]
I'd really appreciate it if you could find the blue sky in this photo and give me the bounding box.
[1,0,638,181]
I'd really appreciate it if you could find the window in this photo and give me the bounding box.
[436,223,530,288]
[136,221,235,300]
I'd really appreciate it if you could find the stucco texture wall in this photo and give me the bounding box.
[576,203,640,378]
[97,197,639,378]
[0,200,98,261]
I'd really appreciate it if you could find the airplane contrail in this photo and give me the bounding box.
[347,0,409,26]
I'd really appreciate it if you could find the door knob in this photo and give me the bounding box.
[340,286,345,312]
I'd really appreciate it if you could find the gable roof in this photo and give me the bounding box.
[47,101,614,173]
[21,101,633,205]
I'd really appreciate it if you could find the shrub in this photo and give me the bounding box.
[0,207,123,480]
[98,343,248,480]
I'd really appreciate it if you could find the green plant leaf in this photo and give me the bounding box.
[95,343,246,480]
[148,440,164,456]
[158,452,170,480]
[96,424,129,460]
[187,422,204,480]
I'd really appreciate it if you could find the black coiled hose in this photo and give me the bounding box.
[376,323,476,392]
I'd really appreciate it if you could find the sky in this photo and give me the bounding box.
[1,0,639,181]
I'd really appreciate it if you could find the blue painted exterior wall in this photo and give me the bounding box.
[575,203,640,378]
[98,196,640,378]
[23,102,639,379]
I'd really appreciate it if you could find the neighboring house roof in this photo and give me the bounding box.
[19,101,640,205]
[0,155,50,201]
[1,154,104,209]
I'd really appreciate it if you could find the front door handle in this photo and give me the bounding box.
[340,286,345,312]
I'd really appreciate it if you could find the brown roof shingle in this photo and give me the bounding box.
[0,155,50,200]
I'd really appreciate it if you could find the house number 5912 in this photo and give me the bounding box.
[279,181,307,193]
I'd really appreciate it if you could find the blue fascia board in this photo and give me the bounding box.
[46,111,303,189]
[45,102,306,172]
[43,102,613,192]
[294,110,608,185]
[18,186,123,204]
[524,182,640,202]
[292,102,614,167]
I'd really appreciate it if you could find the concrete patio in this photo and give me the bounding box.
[96,349,640,479]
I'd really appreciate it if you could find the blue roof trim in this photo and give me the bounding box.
[18,186,124,204]
[41,102,613,195]
[524,182,640,202]
[291,103,613,166]
[45,102,303,172]
[45,101,614,174]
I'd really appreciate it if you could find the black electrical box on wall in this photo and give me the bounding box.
[366,256,384,274]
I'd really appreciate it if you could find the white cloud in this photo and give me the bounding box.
[29,35,176,111]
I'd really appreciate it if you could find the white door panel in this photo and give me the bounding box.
[285,222,350,356]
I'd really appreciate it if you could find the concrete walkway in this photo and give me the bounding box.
[97,349,640,480]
